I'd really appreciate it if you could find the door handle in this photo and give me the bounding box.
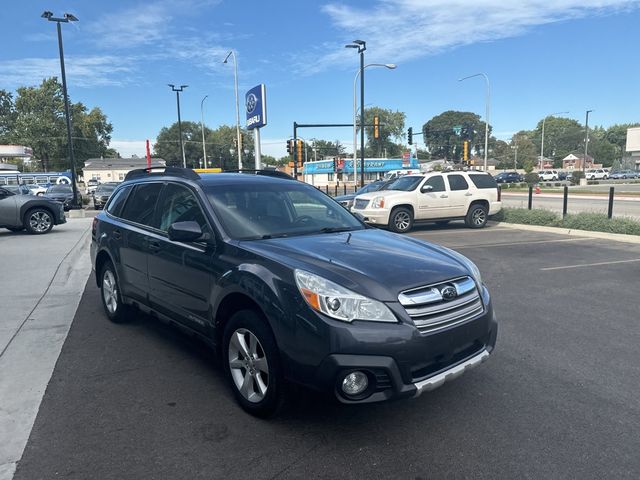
[464,192,473,196]
[113,229,122,240]
[147,240,161,253]
[440,194,448,198]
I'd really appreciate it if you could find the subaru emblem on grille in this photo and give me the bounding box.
[440,286,457,301]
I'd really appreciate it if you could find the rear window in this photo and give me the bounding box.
[469,174,498,189]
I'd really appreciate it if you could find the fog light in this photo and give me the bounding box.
[341,371,368,396]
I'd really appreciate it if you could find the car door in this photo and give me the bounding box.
[117,182,164,303]
[147,182,214,333]
[445,174,472,217]
[415,175,452,219]
[0,188,19,226]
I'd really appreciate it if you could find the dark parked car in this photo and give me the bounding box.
[45,184,78,210]
[92,182,119,209]
[4,184,33,195]
[91,168,497,417]
[494,171,522,183]
[333,179,393,209]
[0,185,66,234]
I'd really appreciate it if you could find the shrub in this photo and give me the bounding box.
[570,171,584,184]
[524,172,539,185]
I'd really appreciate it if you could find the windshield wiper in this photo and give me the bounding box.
[317,227,356,234]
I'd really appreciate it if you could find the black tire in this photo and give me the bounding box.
[99,260,132,323]
[388,207,413,233]
[465,203,488,229]
[223,310,284,418]
[435,220,450,226]
[23,208,54,235]
[6,226,23,232]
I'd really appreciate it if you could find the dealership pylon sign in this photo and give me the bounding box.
[246,84,267,168]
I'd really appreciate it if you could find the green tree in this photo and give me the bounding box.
[0,90,16,142]
[311,139,346,159]
[260,154,277,167]
[605,123,640,158]
[422,111,491,162]
[529,116,584,166]
[362,107,405,157]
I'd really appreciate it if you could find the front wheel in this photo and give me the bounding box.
[388,207,413,233]
[465,204,488,229]
[223,310,284,418]
[24,208,54,234]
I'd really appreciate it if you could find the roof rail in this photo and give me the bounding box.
[224,169,295,180]
[124,167,200,182]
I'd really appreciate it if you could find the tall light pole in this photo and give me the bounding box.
[584,110,593,175]
[223,51,242,169]
[200,95,208,169]
[168,84,188,168]
[346,40,367,187]
[459,73,490,171]
[41,11,80,208]
[540,111,569,169]
[350,64,396,184]
[511,144,518,171]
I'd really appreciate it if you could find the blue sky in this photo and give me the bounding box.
[2,0,640,159]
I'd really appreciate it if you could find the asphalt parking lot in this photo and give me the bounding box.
[13,223,640,479]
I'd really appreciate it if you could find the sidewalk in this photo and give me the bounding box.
[0,218,94,480]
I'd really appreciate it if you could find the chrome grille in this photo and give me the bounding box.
[398,276,483,333]
[354,198,369,210]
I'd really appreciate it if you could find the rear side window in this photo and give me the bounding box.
[447,175,469,191]
[120,183,163,227]
[469,174,498,189]
[106,186,131,217]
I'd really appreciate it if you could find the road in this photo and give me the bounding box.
[502,192,640,219]
[8,223,640,479]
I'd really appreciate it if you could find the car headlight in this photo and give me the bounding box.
[294,270,397,323]
[440,247,483,286]
[371,196,385,209]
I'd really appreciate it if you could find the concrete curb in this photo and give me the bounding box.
[497,222,640,245]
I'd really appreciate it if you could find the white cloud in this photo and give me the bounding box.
[0,56,137,89]
[297,0,640,73]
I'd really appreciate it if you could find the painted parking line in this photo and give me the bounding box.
[448,237,590,249]
[411,227,512,236]
[540,258,640,271]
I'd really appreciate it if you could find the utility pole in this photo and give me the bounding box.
[584,110,593,175]
[169,84,188,168]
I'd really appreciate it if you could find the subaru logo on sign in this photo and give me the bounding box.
[245,84,267,130]
[246,93,257,114]
[440,286,457,301]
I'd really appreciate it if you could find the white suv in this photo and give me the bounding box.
[538,170,559,181]
[352,172,502,233]
[586,169,608,180]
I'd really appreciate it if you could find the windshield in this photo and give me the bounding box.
[356,181,382,195]
[48,185,72,193]
[386,176,423,192]
[204,182,364,240]
[95,185,116,194]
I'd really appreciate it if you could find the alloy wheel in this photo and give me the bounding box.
[228,328,269,403]
[29,211,52,233]
[394,212,410,231]
[472,208,486,226]
[102,269,118,314]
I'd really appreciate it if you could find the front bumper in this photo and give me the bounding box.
[351,207,391,226]
[292,286,498,404]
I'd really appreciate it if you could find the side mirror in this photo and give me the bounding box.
[421,185,434,193]
[168,221,204,242]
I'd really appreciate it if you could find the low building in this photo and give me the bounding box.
[302,157,420,186]
[83,157,166,183]
[626,127,640,170]
[562,153,597,170]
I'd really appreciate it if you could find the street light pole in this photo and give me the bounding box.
[200,95,208,169]
[224,51,242,170]
[540,111,569,169]
[459,73,490,171]
[168,84,188,168]
[41,11,79,208]
[584,110,593,175]
[350,63,396,185]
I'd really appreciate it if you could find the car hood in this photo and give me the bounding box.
[239,228,470,301]
[354,190,412,202]
[333,194,356,202]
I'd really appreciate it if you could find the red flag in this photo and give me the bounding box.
[146,139,151,169]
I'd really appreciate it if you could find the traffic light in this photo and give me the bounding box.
[407,127,413,145]
[373,115,380,139]
[463,140,469,163]
[296,140,303,164]
[286,139,293,155]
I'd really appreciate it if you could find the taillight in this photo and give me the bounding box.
[92,217,98,236]
[497,186,501,201]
